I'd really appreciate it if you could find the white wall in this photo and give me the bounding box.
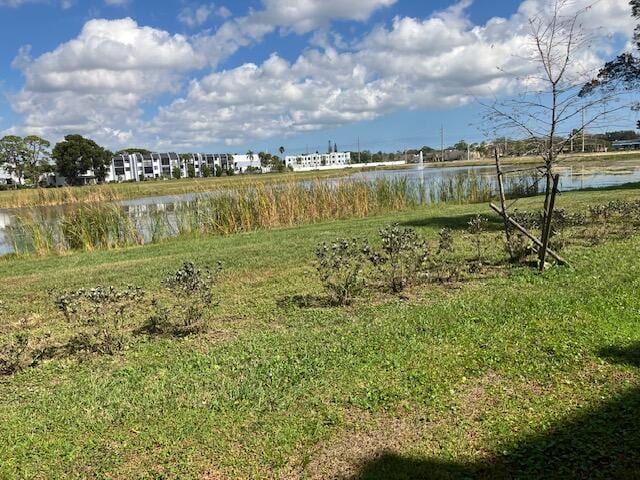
[231,154,261,172]
[286,159,407,172]
[0,165,20,185]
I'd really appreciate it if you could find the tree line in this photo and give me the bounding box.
[0,134,294,187]
[0,134,112,187]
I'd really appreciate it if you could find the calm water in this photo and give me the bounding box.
[2,163,639,256]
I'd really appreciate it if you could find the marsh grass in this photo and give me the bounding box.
[156,179,424,239]
[9,204,141,255]
[0,185,121,209]
[3,174,550,256]
[60,205,141,251]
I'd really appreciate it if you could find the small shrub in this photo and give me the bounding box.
[0,333,47,375]
[552,208,587,229]
[54,285,145,355]
[438,228,454,254]
[511,210,540,230]
[369,224,432,293]
[467,215,489,263]
[316,238,371,305]
[143,299,173,335]
[145,261,222,335]
[510,232,536,263]
[433,262,469,284]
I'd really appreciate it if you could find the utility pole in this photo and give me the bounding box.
[581,107,586,153]
[504,137,508,157]
[440,124,444,162]
[357,137,361,163]
[467,143,470,161]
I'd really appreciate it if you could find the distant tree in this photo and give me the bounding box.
[359,150,372,163]
[201,164,212,177]
[214,165,222,177]
[23,135,51,185]
[270,155,287,172]
[258,152,269,168]
[172,166,182,179]
[52,135,111,185]
[116,148,152,155]
[279,145,285,156]
[187,164,196,178]
[453,140,469,151]
[581,1,640,127]
[597,130,640,142]
[475,142,489,157]
[333,142,338,153]
[0,135,27,185]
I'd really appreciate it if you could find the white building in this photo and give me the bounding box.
[0,164,21,186]
[285,152,351,171]
[106,152,262,183]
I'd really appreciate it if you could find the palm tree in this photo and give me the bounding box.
[279,145,285,156]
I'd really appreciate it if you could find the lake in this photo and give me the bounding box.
[2,162,639,256]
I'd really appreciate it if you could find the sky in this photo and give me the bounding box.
[0,0,637,154]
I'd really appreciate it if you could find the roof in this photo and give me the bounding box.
[612,139,640,146]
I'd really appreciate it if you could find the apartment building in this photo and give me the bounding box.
[106,152,261,182]
[284,152,351,171]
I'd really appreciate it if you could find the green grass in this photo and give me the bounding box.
[1,187,639,478]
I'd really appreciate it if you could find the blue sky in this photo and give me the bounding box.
[0,0,636,154]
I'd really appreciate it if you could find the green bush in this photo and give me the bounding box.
[54,285,145,355]
[144,261,222,335]
[315,239,371,305]
[0,333,46,376]
[467,215,489,263]
[369,224,432,293]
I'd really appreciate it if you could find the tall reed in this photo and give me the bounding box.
[8,204,141,255]
[5,175,522,256]
[60,205,141,251]
[0,185,121,209]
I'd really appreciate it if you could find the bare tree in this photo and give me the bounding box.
[482,0,626,270]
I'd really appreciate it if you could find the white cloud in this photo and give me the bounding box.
[5,0,637,149]
[149,0,636,148]
[195,0,397,66]
[0,0,73,7]
[9,18,204,144]
[178,3,230,28]
[104,0,129,6]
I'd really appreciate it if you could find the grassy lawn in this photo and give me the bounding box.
[1,187,639,479]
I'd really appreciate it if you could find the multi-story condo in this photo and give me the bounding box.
[285,152,351,171]
[106,152,261,183]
